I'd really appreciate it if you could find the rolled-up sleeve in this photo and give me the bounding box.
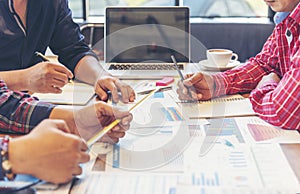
[249,68,300,130]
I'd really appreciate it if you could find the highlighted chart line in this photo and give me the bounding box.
[161,107,184,121]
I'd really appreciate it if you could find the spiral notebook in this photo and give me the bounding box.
[179,94,256,119]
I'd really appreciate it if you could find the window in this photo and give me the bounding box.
[69,0,83,18]
[183,0,268,18]
[69,0,269,20]
[245,0,269,17]
[89,0,175,16]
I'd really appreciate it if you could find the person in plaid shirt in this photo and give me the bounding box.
[177,0,300,130]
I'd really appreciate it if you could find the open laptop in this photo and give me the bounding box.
[104,7,190,79]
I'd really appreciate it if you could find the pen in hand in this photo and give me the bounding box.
[35,51,74,84]
[35,51,50,62]
[171,55,194,100]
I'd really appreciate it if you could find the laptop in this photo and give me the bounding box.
[104,7,190,79]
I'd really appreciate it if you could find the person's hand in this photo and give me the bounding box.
[9,119,90,184]
[51,101,133,143]
[24,62,73,93]
[94,75,135,103]
[74,101,132,143]
[256,73,281,89]
[72,55,135,103]
[101,124,127,143]
[177,72,215,101]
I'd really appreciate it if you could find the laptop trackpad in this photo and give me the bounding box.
[108,70,178,79]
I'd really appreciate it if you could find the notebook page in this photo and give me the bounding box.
[178,94,256,119]
[32,82,95,105]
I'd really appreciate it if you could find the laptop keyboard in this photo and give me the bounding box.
[108,63,184,70]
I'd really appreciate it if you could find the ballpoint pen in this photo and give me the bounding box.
[35,51,74,84]
[171,55,194,100]
[171,55,184,80]
[35,51,50,62]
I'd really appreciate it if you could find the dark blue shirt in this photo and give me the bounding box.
[0,0,96,72]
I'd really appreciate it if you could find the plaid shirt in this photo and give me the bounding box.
[0,81,55,134]
[212,3,300,130]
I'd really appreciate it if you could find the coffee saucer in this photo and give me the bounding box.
[199,60,241,71]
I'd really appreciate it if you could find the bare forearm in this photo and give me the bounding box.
[0,69,28,91]
[49,107,78,135]
[74,56,111,86]
[9,136,30,175]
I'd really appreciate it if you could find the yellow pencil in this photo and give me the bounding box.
[87,87,160,147]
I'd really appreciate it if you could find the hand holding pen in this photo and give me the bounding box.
[35,52,74,84]
[23,52,74,93]
[171,55,215,101]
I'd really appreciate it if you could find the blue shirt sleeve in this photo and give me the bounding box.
[49,0,98,73]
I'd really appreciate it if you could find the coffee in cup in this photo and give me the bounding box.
[206,49,238,67]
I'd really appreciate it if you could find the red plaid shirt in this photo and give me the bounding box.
[0,81,55,134]
[212,3,300,130]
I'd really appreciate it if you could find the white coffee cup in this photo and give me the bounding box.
[206,49,238,67]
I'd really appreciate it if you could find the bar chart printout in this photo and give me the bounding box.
[191,173,220,186]
[204,118,245,143]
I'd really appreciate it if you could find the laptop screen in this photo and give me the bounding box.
[105,7,190,63]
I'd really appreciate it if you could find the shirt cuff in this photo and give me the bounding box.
[30,102,56,127]
[249,81,278,104]
[211,73,227,97]
[67,51,99,73]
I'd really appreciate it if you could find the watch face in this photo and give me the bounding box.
[2,160,12,171]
